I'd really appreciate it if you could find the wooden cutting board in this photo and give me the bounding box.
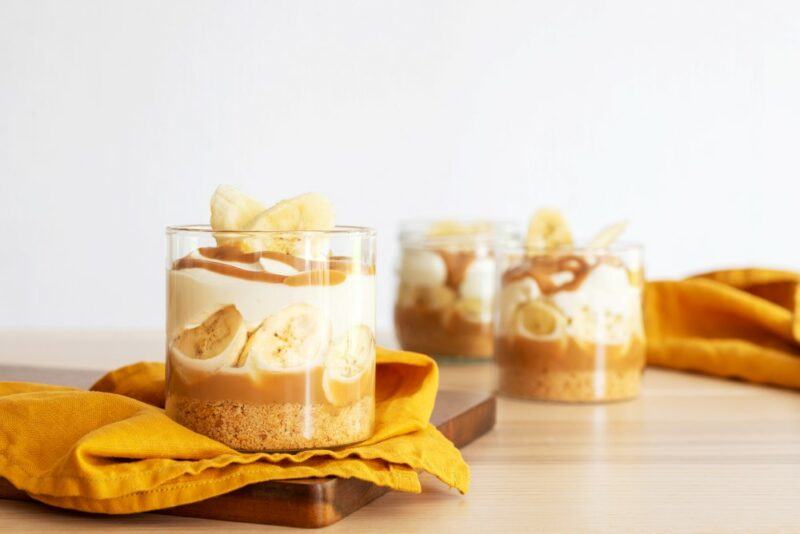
[0,364,496,528]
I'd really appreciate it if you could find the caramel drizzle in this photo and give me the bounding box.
[437,250,476,290]
[173,246,373,286]
[502,254,592,294]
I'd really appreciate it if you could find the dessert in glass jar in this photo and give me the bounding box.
[166,186,376,451]
[495,209,645,402]
[394,220,513,361]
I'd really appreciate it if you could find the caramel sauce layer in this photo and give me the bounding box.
[173,246,373,286]
[437,250,476,290]
[394,304,493,358]
[502,254,592,295]
[502,253,630,295]
[167,355,375,406]
[494,335,645,374]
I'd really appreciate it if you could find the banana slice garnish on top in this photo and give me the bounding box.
[323,325,375,407]
[245,192,334,255]
[589,220,628,249]
[169,305,247,376]
[526,208,573,250]
[209,187,335,255]
[238,303,331,371]
[210,186,266,249]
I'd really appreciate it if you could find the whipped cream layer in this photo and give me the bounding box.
[550,263,641,343]
[551,264,638,318]
[168,253,375,341]
[399,249,495,297]
[397,247,496,329]
[458,256,495,301]
[501,259,642,345]
[399,249,447,287]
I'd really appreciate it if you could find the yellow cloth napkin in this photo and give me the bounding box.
[645,268,800,388]
[0,347,469,514]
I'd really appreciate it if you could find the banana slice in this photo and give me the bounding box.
[514,300,566,340]
[169,305,247,374]
[454,297,491,323]
[210,185,265,231]
[498,278,540,330]
[589,220,628,249]
[323,325,375,406]
[245,192,334,255]
[526,208,573,249]
[238,303,331,371]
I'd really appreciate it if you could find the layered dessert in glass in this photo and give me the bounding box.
[495,209,645,402]
[166,186,376,451]
[394,220,512,360]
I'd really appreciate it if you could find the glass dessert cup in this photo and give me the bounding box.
[165,225,376,451]
[393,220,514,362]
[495,243,645,402]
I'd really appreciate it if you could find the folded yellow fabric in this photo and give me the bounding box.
[645,268,800,388]
[0,347,469,514]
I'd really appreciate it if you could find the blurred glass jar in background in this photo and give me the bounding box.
[494,241,645,402]
[394,220,514,361]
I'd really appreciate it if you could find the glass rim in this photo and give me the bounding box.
[166,224,376,237]
[502,240,643,255]
[398,218,518,245]
[398,216,516,225]
[399,218,516,233]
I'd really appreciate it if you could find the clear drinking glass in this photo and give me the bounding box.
[494,242,645,402]
[394,220,515,361]
[165,225,376,451]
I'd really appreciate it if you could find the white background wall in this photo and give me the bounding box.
[2,0,799,332]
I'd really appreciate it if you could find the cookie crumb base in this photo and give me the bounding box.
[498,368,641,402]
[166,395,374,451]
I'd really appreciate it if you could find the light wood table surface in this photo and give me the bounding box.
[1,330,800,533]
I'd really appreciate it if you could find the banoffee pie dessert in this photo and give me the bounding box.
[166,186,376,451]
[394,220,512,360]
[495,209,645,402]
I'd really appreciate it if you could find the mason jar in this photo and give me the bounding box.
[165,225,376,451]
[394,220,514,361]
[495,241,645,402]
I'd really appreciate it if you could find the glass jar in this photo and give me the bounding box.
[495,242,645,402]
[394,220,514,361]
[165,225,376,451]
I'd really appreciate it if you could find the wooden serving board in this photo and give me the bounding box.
[0,365,496,528]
